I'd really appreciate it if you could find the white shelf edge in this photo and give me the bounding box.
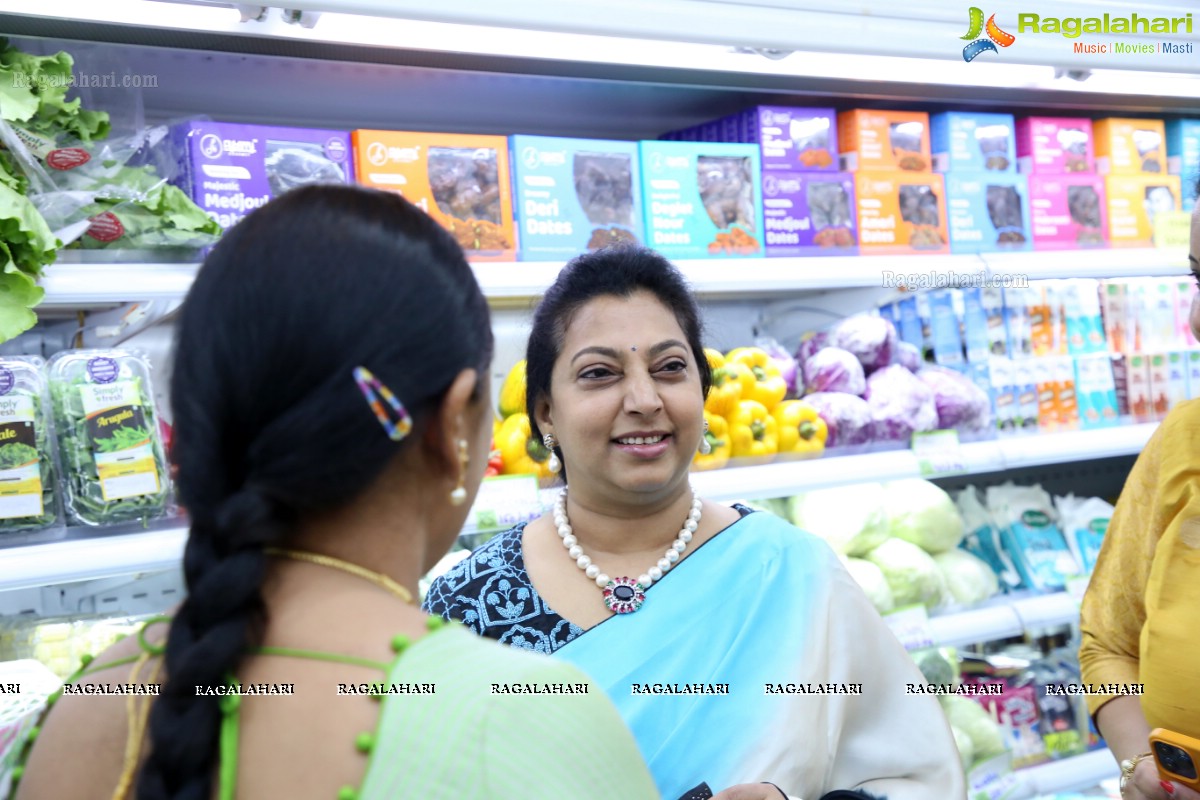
[929,592,1081,649]
[35,250,1187,306]
[0,526,187,592]
[1016,748,1119,796]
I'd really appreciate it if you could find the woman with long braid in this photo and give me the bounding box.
[13,186,658,800]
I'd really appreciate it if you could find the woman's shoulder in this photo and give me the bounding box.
[424,526,527,600]
[1159,399,1200,446]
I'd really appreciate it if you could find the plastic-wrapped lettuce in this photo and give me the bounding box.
[0,356,59,533]
[940,695,1007,762]
[864,537,947,611]
[883,478,965,554]
[951,726,975,770]
[48,350,170,527]
[841,556,895,614]
[788,482,889,557]
[801,392,872,448]
[803,347,865,395]
[865,365,938,442]
[934,549,1000,606]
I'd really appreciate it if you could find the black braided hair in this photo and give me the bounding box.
[137,185,492,800]
[525,246,713,482]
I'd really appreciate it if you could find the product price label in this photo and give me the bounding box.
[470,474,544,533]
[883,604,936,651]
[1154,210,1192,249]
[912,429,966,477]
[967,752,1021,800]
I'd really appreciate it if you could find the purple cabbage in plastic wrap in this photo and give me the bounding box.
[801,392,873,448]
[795,331,829,368]
[896,341,922,371]
[803,347,866,396]
[864,365,938,442]
[831,314,898,374]
[757,337,800,397]
[917,366,993,433]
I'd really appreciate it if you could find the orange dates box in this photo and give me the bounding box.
[352,130,516,261]
[854,171,950,254]
[838,110,932,172]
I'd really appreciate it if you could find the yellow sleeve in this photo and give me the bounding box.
[1078,403,1187,717]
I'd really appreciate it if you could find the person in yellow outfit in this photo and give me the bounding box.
[1080,180,1200,800]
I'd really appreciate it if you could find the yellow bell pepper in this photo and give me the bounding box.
[773,400,828,458]
[725,347,787,411]
[498,360,527,419]
[704,361,754,418]
[497,413,554,479]
[728,400,779,463]
[704,348,726,371]
[692,411,732,471]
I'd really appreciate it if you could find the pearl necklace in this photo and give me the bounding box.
[553,488,702,614]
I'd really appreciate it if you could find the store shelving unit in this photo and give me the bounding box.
[1016,750,1119,797]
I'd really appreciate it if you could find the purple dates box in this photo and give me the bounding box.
[173,121,355,229]
[763,171,858,256]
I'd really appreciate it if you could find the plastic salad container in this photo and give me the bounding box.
[0,356,60,533]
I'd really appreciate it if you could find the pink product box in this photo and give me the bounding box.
[1028,175,1107,251]
[1016,117,1095,175]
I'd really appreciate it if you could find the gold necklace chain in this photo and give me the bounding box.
[264,547,414,605]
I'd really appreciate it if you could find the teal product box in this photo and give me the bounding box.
[1074,354,1119,429]
[896,296,923,350]
[639,141,765,259]
[1167,351,1190,410]
[931,112,1017,174]
[510,136,644,260]
[962,288,990,363]
[945,172,1032,254]
[1166,119,1200,211]
[930,289,965,366]
[999,511,1076,592]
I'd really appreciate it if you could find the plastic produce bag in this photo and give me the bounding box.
[830,313,898,373]
[883,478,965,554]
[986,483,1079,592]
[799,392,872,448]
[47,349,171,527]
[956,486,1022,592]
[1054,494,1113,575]
[788,481,889,557]
[896,340,922,371]
[934,549,1000,606]
[917,365,993,434]
[864,365,938,442]
[803,347,865,395]
[864,537,948,611]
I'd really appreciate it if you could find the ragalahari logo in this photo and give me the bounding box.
[961,7,1016,61]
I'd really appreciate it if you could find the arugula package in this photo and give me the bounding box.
[0,357,59,533]
[48,350,170,526]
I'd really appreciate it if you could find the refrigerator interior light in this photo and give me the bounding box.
[2,0,1198,96]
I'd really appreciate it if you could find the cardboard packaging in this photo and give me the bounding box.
[509,135,643,260]
[1104,174,1181,247]
[945,172,1033,253]
[1093,118,1168,175]
[838,110,931,172]
[639,141,765,259]
[1028,174,1107,250]
[1166,119,1200,210]
[352,130,515,260]
[931,111,1017,174]
[854,171,949,254]
[762,171,858,256]
[1016,117,1095,174]
[172,121,355,230]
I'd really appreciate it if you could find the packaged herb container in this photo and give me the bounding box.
[48,349,170,527]
[0,356,60,534]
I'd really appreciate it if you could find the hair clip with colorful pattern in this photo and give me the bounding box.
[353,366,413,442]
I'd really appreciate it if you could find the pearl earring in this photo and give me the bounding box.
[543,433,562,474]
[449,438,469,506]
[698,419,712,455]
